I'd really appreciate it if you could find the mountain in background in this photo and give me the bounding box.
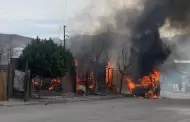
[0,33,32,49]
[0,33,69,64]
[0,33,32,64]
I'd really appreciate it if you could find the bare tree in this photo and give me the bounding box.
[90,37,110,62]
[75,32,113,93]
[117,44,131,93]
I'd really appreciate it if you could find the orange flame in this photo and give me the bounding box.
[88,72,95,89]
[75,60,95,92]
[89,84,94,89]
[106,61,113,88]
[75,60,113,93]
[74,60,81,92]
[48,78,62,91]
[126,67,160,98]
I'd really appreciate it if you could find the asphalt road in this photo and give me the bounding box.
[1,98,190,122]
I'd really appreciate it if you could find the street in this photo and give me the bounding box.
[0,98,190,122]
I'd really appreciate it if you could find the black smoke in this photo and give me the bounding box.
[69,0,190,82]
[130,0,190,80]
[166,0,190,27]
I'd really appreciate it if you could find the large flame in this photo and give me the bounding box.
[88,72,95,89]
[75,60,95,93]
[74,60,81,92]
[126,67,160,98]
[75,60,113,93]
[106,61,113,88]
[48,78,62,91]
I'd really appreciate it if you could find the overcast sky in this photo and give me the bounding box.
[0,0,89,38]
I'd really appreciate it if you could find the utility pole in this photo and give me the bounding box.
[63,25,66,48]
[62,25,66,95]
[24,61,29,102]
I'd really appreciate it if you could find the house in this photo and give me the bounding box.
[161,60,190,92]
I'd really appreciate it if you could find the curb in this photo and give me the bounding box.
[0,95,125,107]
[44,95,125,105]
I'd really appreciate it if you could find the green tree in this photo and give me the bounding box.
[19,37,74,78]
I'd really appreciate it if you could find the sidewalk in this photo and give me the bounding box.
[161,91,190,99]
[0,94,125,107]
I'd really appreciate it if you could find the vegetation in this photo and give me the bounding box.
[19,37,74,78]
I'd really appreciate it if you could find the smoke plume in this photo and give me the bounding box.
[129,0,190,79]
[69,0,190,81]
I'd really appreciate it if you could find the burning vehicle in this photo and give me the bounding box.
[122,33,170,98]
[126,68,161,98]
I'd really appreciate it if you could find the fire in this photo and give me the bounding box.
[75,60,113,93]
[75,60,95,93]
[106,61,113,88]
[127,79,135,93]
[74,60,80,92]
[126,68,160,99]
[48,79,62,91]
[88,72,95,89]
[76,76,80,92]
[33,81,39,86]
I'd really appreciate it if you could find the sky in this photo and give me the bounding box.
[0,0,89,38]
[0,0,177,39]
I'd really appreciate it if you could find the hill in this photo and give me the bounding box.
[0,33,32,64]
[0,33,32,48]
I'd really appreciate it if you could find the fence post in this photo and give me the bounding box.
[28,70,32,97]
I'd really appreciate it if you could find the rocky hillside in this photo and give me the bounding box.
[0,33,32,48]
[0,33,32,64]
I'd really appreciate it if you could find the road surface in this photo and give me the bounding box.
[0,98,190,122]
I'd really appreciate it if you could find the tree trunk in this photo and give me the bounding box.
[94,79,98,93]
[119,75,124,94]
